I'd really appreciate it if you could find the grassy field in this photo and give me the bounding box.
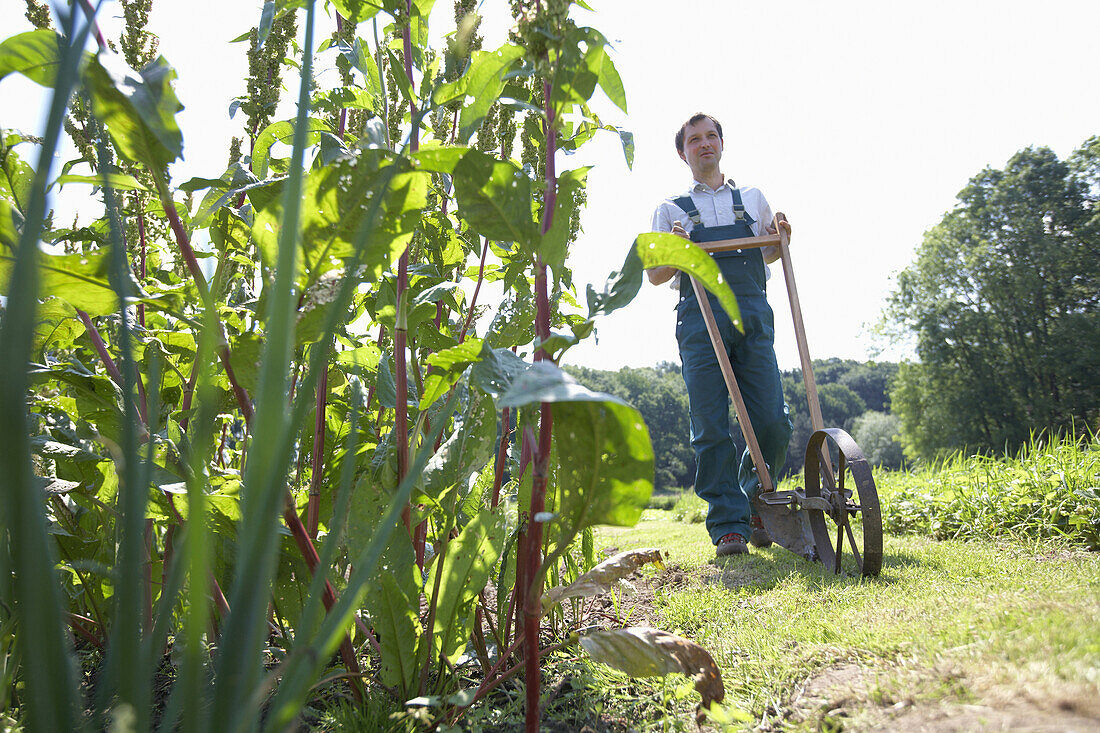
[582,512,1099,731]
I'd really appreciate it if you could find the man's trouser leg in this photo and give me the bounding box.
[731,297,793,504]
[677,304,750,545]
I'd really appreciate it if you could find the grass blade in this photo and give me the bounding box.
[0,7,98,732]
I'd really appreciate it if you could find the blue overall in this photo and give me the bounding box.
[674,189,793,545]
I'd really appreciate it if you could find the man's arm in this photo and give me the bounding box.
[647,204,690,284]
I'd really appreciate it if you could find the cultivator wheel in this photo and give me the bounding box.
[804,428,883,577]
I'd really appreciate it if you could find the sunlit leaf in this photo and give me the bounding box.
[420,389,496,499]
[432,509,506,663]
[453,150,537,250]
[251,118,330,179]
[433,44,525,144]
[85,54,184,170]
[586,232,741,330]
[53,172,150,191]
[0,30,62,87]
[0,249,121,317]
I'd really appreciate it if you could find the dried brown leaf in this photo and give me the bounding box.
[542,547,664,613]
[579,626,724,721]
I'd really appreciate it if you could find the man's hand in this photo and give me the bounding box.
[765,213,791,240]
[670,219,689,240]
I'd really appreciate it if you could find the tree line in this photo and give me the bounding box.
[566,359,902,490]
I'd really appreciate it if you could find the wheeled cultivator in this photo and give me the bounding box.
[689,216,883,577]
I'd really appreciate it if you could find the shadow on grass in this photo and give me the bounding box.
[705,545,923,593]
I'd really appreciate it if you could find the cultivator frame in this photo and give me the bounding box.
[688,215,883,577]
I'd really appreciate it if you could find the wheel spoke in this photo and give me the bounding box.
[834,518,844,574]
[844,520,862,571]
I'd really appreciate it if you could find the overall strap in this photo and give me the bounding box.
[730,183,747,222]
[672,195,703,228]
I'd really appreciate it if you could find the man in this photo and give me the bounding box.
[649,112,793,557]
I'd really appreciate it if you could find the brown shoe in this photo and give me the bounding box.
[749,518,773,548]
[716,532,748,556]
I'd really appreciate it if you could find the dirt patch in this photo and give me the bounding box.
[778,660,1100,731]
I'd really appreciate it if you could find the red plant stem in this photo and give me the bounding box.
[283,496,367,702]
[76,308,149,427]
[160,191,210,298]
[75,0,107,50]
[306,364,328,538]
[458,237,490,344]
[523,73,559,733]
[68,613,103,649]
[216,422,228,468]
[396,0,419,557]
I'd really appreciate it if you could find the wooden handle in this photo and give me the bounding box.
[687,276,775,494]
[697,234,781,253]
[773,213,835,487]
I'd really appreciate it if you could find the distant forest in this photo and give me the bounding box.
[565,359,901,491]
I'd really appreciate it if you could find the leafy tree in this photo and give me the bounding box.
[567,362,693,490]
[851,410,904,469]
[885,143,1100,461]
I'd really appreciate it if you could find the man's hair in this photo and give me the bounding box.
[675,113,723,153]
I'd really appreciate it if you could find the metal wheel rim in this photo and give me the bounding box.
[804,428,883,577]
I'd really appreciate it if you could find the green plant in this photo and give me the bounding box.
[0,0,746,729]
[876,431,1100,548]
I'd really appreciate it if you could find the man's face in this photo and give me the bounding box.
[678,118,723,177]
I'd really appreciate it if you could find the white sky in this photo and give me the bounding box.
[2,0,1098,371]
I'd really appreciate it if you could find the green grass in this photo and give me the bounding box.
[588,517,1100,730]
[876,432,1100,549]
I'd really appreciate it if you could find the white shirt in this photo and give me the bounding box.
[651,179,779,288]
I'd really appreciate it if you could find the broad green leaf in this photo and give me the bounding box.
[1,142,34,217]
[543,548,663,612]
[0,200,20,252]
[586,232,742,330]
[0,30,62,87]
[594,40,627,113]
[0,249,119,317]
[540,166,589,270]
[433,44,525,144]
[485,287,536,349]
[252,151,427,287]
[53,172,150,191]
[419,339,485,408]
[551,396,654,529]
[420,389,496,500]
[412,144,469,174]
[452,150,537,250]
[335,343,383,374]
[85,54,184,171]
[580,627,725,716]
[374,569,423,694]
[432,509,506,663]
[470,345,527,398]
[496,361,653,530]
[33,297,86,354]
[331,0,385,23]
[251,118,330,179]
[498,360,627,409]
